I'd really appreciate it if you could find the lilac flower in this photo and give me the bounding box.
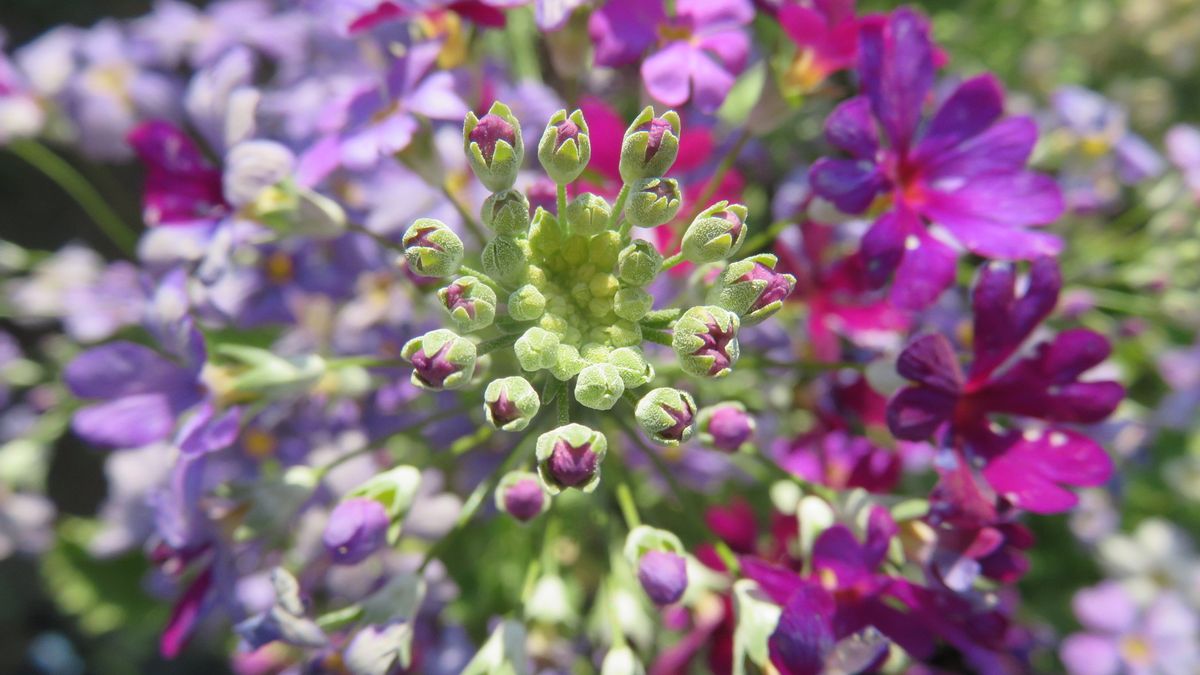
[887,258,1123,513]
[0,40,45,143]
[809,8,1064,308]
[323,497,391,565]
[323,40,467,172]
[1061,582,1198,675]
[1053,86,1165,184]
[589,0,754,113]
[637,550,688,605]
[1166,124,1200,200]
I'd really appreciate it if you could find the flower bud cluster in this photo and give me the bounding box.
[397,104,794,498]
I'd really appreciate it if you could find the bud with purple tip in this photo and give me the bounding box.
[495,471,549,523]
[401,218,463,278]
[626,177,682,229]
[681,201,749,263]
[672,306,741,378]
[483,376,540,431]
[697,402,756,452]
[624,525,688,606]
[620,107,681,183]
[437,276,497,333]
[323,497,390,565]
[538,109,591,184]
[635,387,697,446]
[464,101,523,192]
[535,423,608,494]
[708,254,796,325]
[401,329,477,390]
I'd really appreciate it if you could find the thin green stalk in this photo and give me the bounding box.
[742,219,792,255]
[477,332,521,355]
[457,264,504,292]
[640,308,682,327]
[642,328,673,347]
[608,184,631,229]
[8,139,138,254]
[556,182,568,221]
[661,252,685,270]
[557,382,571,424]
[616,483,641,530]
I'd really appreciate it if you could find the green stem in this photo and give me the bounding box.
[616,483,641,530]
[441,183,488,245]
[557,381,571,424]
[640,308,681,328]
[556,182,568,221]
[8,139,138,254]
[661,252,685,270]
[347,222,403,253]
[742,219,792,255]
[476,332,521,355]
[608,184,631,230]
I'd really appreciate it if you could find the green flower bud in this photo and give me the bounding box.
[607,346,654,389]
[464,101,523,192]
[481,189,531,236]
[514,327,560,371]
[535,423,608,494]
[625,177,682,229]
[619,107,681,184]
[680,201,749,263]
[672,306,740,378]
[538,109,591,184]
[528,207,563,258]
[495,471,549,522]
[482,236,528,287]
[401,218,463,278]
[483,376,541,431]
[617,239,664,287]
[574,363,625,411]
[437,276,496,333]
[550,343,587,381]
[349,465,422,522]
[508,284,546,322]
[707,254,797,325]
[565,192,612,237]
[216,345,326,398]
[400,329,477,390]
[634,387,697,446]
[613,286,653,322]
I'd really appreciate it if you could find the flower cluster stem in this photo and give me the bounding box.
[8,139,138,254]
[608,184,630,229]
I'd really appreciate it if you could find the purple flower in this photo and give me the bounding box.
[327,41,467,172]
[323,497,390,565]
[1166,124,1200,201]
[500,477,546,522]
[702,403,755,452]
[637,550,688,605]
[1052,86,1165,185]
[809,8,1064,309]
[546,438,601,488]
[886,258,1123,513]
[774,430,899,492]
[128,120,229,228]
[589,0,754,113]
[1061,583,1198,675]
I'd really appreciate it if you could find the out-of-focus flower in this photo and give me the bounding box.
[1098,519,1200,607]
[1060,582,1198,675]
[810,8,1063,308]
[1166,124,1200,201]
[778,0,860,93]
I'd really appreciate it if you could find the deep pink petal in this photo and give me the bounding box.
[812,525,871,587]
[916,74,1005,160]
[160,567,213,659]
[887,386,956,441]
[970,258,1061,381]
[896,333,964,393]
[982,430,1113,514]
[922,116,1038,183]
[857,8,934,152]
[889,231,957,310]
[740,557,804,606]
[922,170,1064,231]
[824,97,878,159]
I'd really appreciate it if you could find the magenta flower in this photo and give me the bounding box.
[809,7,1064,309]
[886,257,1124,513]
[778,0,860,92]
[128,120,229,227]
[589,0,754,113]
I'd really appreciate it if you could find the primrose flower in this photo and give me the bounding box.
[1061,582,1198,675]
[589,0,754,112]
[887,258,1124,513]
[778,0,861,93]
[809,8,1064,308]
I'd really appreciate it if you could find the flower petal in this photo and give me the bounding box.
[809,158,886,214]
[857,8,934,152]
[642,42,694,107]
[824,97,879,159]
[915,74,1005,160]
[768,585,836,675]
[887,386,956,441]
[889,231,957,310]
[896,333,964,394]
[923,170,1064,232]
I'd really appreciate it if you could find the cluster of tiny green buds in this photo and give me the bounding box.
[438,276,496,333]
[635,388,697,446]
[672,306,741,378]
[402,218,463,277]
[464,101,523,191]
[395,105,795,500]
[538,109,591,184]
[619,108,681,183]
[483,376,540,431]
[536,424,608,494]
[626,177,683,229]
[482,189,531,236]
[401,329,477,390]
[707,254,797,326]
[681,201,749,263]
